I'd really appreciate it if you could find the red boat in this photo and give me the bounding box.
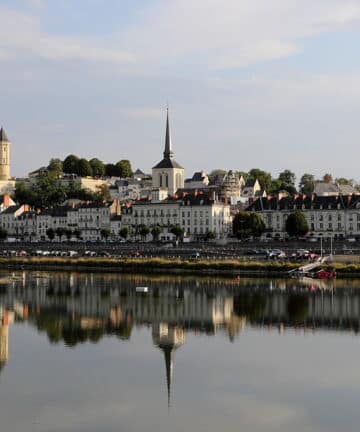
[313,268,336,279]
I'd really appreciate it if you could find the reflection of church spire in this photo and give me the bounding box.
[162,344,173,408]
[152,323,185,408]
[0,323,9,373]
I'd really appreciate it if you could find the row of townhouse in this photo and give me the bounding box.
[121,193,232,240]
[0,201,121,241]
[247,194,360,239]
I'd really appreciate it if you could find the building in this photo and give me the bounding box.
[0,128,15,194]
[247,194,360,239]
[152,110,184,196]
[313,182,358,197]
[121,193,232,240]
[184,171,210,189]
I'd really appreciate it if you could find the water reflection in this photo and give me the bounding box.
[1,272,360,406]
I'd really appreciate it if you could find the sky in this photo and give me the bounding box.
[1,0,360,183]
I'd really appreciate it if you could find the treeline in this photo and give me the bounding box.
[209,169,359,195]
[15,173,111,209]
[47,155,133,178]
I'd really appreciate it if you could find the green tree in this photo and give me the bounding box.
[76,158,93,177]
[285,211,309,237]
[248,168,272,192]
[140,225,150,240]
[73,229,81,240]
[0,227,7,241]
[65,228,73,241]
[47,158,63,176]
[63,155,79,174]
[100,228,110,240]
[208,169,227,184]
[206,231,216,240]
[151,226,162,241]
[119,227,129,240]
[46,228,55,241]
[335,177,354,186]
[323,173,333,183]
[116,160,133,178]
[105,163,121,177]
[14,181,37,206]
[170,225,184,240]
[278,169,296,187]
[299,174,315,195]
[233,211,266,239]
[55,227,65,241]
[33,173,67,208]
[89,158,105,177]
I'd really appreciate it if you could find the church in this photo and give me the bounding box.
[152,110,184,196]
[0,128,15,194]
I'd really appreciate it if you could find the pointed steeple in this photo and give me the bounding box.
[163,109,174,160]
[162,345,173,409]
[0,128,9,143]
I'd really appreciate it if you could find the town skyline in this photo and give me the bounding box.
[1,1,360,178]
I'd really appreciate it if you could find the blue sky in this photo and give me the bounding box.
[1,0,360,183]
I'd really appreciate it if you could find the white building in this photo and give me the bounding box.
[247,194,360,239]
[152,110,184,196]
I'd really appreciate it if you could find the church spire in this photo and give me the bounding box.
[163,108,174,160]
[0,128,9,143]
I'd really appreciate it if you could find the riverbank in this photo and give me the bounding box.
[1,256,360,277]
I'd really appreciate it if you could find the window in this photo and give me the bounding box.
[159,174,162,187]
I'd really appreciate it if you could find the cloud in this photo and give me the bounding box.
[120,0,360,70]
[0,6,134,64]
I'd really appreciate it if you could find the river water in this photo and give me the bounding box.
[0,271,360,431]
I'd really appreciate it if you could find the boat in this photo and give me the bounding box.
[136,286,149,293]
[312,268,336,279]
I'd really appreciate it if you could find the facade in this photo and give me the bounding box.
[0,128,10,181]
[121,193,232,240]
[247,194,360,239]
[152,110,184,196]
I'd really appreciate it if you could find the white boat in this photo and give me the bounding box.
[136,286,149,293]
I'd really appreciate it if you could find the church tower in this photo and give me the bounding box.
[152,110,184,196]
[0,128,10,180]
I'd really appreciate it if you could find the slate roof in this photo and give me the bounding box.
[153,158,184,169]
[246,194,360,212]
[0,128,9,142]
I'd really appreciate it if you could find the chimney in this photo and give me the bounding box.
[3,194,10,208]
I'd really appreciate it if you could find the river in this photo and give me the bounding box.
[0,271,359,432]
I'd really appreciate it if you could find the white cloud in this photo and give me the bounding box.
[0,6,134,64]
[120,0,360,70]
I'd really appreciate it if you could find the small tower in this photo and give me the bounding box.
[152,110,184,196]
[0,128,10,181]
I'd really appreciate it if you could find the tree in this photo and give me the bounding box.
[55,227,65,242]
[285,211,309,237]
[206,231,216,240]
[14,181,37,206]
[46,228,55,241]
[299,174,315,195]
[323,173,333,183]
[105,163,121,177]
[0,227,7,241]
[73,229,81,240]
[248,168,272,192]
[119,227,129,240]
[233,211,266,239]
[65,228,73,241]
[33,173,67,208]
[208,169,227,185]
[100,228,110,240]
[63,155,79,174]
[278,169,296,187]
[76,158,93,177]
[89,158,105,177]
[151,226,162,241]
[48,158,63,176]
[94,184,111,202]
[116,160,133,178]
[335,177,354,186]
[170,225,184,240]
[139,225,150,241]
